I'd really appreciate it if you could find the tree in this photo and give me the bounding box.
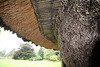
[57,0,100,67]
[0,51,4,57]
[13,43,36,60]
[43,47,60,61]
[0,49,6,57]
[38,47,44,59]
[44,48,54,60]
[6,48,15,57]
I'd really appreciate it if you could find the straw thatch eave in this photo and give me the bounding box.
[31,0,59,45]
[0,0,58,49]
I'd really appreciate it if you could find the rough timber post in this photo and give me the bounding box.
[57,0,100,67]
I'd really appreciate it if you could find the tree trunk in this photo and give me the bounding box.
[57,0,100,67]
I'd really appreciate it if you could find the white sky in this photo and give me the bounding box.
[0,28,40,53]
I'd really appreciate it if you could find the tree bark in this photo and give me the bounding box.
[57,0,100,67]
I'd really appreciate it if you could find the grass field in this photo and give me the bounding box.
[0,59,61,67]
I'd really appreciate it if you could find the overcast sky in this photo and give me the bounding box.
[0,28,40,53]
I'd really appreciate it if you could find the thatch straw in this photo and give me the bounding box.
[32,0,60,45]
[0,0,58,49]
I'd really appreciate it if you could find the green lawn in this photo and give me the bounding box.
[0,59,61,67]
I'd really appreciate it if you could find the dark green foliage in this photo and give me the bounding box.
[35,56,42,61]
[29,57,35,61]
[50,55,58,61]
[38,47,44,59]
[29,47,61,61]
[41,47,61,61]
[29,56,42,61]
[13,43,36,60]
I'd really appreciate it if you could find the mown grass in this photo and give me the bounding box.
[0,59,61,67]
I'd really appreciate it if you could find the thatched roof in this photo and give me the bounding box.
[32,0,60,45]
[0,0,58,49]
